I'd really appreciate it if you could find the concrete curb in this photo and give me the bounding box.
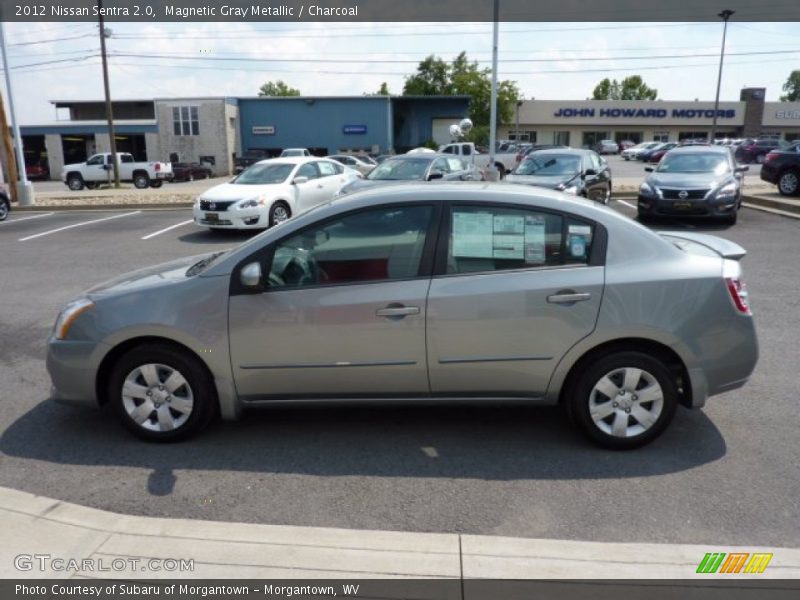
[1,486,798,580]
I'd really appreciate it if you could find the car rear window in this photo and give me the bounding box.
[446,206,594,274]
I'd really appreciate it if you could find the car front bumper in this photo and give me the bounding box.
[192,205,267,229]
[637,195,739,218]
[47,337,108,408]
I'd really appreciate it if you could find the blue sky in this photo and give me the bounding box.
[2,21,798,124]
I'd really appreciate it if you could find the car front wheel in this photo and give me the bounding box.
[778,170,800,196]
[67,175,84,191]
[0,197,9,221]
[109,344,217,442]
[569,351,678,449]
[269,201,291,227]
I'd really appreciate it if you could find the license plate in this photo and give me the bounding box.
[673,201,692,210]
[205,212,219,222]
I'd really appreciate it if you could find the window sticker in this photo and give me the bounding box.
[452,211,494,258]
[569,234,587,259]
[524,215,546,264]
[492,214,525,259]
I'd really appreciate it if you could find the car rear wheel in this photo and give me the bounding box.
[67,175,84,191]
[109,344,216,442]
[269,201,291,227]
[188,173,195,182]
[569,351,678,449]
[778,171,800,196]
[133,173,150,189]
[0,197,9,221]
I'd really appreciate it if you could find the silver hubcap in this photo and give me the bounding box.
[272,205,289,223]
[0,202,7,219]
[779,173,798,194]
[69,179,81,190]
[122,363,194,432]
[588,367,664,438]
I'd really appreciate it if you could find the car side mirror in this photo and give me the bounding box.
[735,165,749,173]
[240,262,263,289]
[644,166,654,172]
[584,168,597,177]
[428,170,444,181]
[292,176,308,185]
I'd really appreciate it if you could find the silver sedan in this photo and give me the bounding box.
[47,184,758,449]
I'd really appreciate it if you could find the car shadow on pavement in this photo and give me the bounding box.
[1,399,726,489]
[176,230,257,245]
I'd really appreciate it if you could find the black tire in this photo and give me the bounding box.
[569,351,678,449]
[637,209,654,224]
[0,197,9,221]
[149,180,163,188]
[108,344,217,442]
[777,170,800,196]
[133,173,150,189]
[723,209,738,225]
[67,175,84,191]
[188,173,194,182]
[269,201,291,227]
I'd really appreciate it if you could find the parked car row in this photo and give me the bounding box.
[759,141,800,196]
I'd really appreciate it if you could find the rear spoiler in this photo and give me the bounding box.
[658,231,746,260]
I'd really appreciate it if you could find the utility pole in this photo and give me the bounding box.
[0,89,19,203]
[0,22,33,206]
[487,0,499,180]
[98,0,120,187]
[711,9,734,142]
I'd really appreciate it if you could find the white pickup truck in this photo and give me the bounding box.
[438,142,519,177]
[61,153,173,190]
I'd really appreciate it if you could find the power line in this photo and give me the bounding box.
[8,33,94,47]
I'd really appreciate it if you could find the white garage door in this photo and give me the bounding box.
[432,118,462,147]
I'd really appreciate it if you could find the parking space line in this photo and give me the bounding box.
[616,199,637,209]
[141,219,194,240]
[18,211,141,241]
[0,212,54,225]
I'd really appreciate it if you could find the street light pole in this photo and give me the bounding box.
[487,0,499,180]
[711,9,734,142]
[515,99,522,141]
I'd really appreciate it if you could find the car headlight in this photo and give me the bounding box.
[639,182,662,198]
[236,197,266,209]
[715,182,737,198]
[559,185,578,195]
[54,298,95,340]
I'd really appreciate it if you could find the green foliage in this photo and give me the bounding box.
[421,139,439,150]
[403,52,521,131]
[258,80,301,97]
[592,76,658,100]
[780,70,800,102]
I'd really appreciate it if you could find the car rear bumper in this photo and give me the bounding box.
[759,165,779,184]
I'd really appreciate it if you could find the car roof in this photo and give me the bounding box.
[523,148,592,157]
[255,156,325,165]
[667,145,729,155]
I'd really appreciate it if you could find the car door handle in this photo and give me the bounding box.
[376,305,420,318]
[547,291,592,304]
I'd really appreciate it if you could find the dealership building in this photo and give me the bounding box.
[17,87,800,180]
[499,88,800,147]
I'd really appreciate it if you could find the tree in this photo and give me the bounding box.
[258,80,301,97]
[592,75,657,100]
[364,82,391,96]
[402,52,521,145]
[780,70,800,102]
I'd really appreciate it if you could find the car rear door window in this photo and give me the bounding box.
[316,161,337,177]
[296,163,319,180]
[446,206,594,274]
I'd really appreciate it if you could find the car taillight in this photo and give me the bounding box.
[155,163,161,172]
[726,277,751,315]
[764,152,778,163]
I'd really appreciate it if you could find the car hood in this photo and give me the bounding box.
[200,182,285,201]
[505,174,577,189]
[646,172,733,189]
[86,252,225,298]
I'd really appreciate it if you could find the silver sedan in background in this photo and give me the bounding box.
[47,184,757,449]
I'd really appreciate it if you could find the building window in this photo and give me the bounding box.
[582,131,609,148]
[173,106,199,136]
[616,132,643,144]
[553,131,570,146]
[653,131,669,142]
[678,131,708,141]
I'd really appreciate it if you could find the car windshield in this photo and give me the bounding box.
[367,158,430,180]
[656,153,730,175]
[515,154,581,176]
[233,163,294,185]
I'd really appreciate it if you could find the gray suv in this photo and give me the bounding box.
[47,184,758,449]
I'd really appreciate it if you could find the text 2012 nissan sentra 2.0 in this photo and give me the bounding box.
[48,183,758,449]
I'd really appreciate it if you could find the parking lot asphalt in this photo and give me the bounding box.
[0,201,798,547]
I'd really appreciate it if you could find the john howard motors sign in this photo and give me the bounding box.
[553,107,737,119]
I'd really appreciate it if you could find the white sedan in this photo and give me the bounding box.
[327,154,376,176]
[193,157,358,230]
